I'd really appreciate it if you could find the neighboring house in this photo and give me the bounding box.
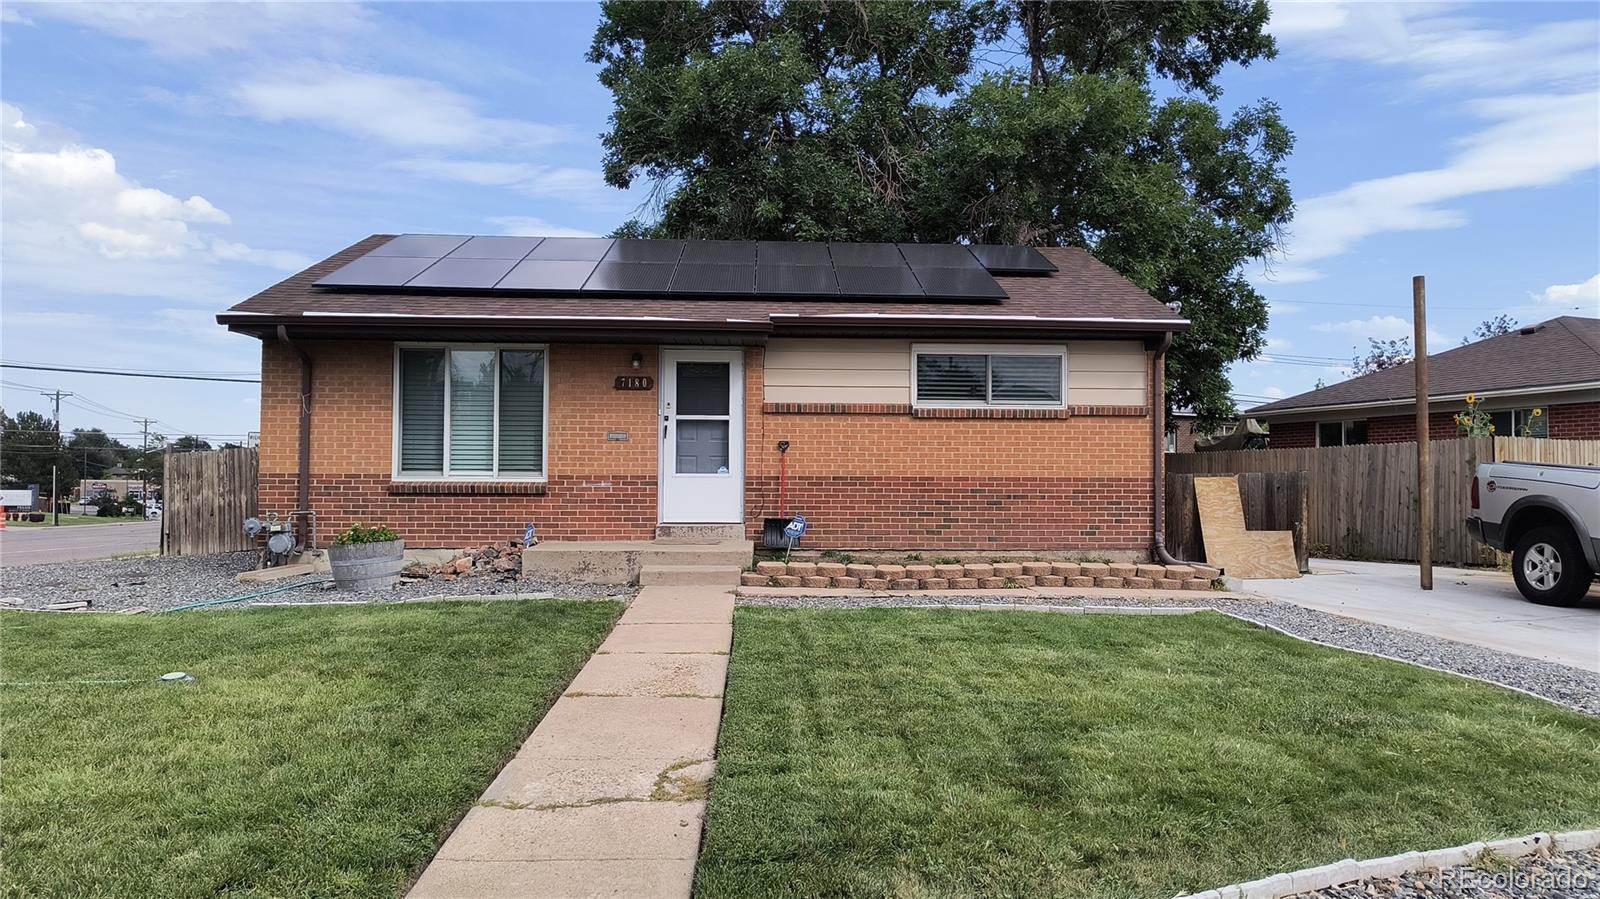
[217,235,1189,552]
[1166,410,1250,452]
[1249,316,1600,447]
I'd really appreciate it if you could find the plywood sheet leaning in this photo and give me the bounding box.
[1192,475,1301,579]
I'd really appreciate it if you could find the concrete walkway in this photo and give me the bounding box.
[1241,559,1599,672]
[408,587,733,898]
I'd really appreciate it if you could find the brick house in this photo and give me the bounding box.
[1250,316,1600,448]
[217,235,1190,554]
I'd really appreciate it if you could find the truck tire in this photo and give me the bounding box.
[1511,525,1594,606]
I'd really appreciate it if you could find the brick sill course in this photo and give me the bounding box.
[386,481,548,496]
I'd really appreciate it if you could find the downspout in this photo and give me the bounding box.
[276,325,314,550]
[1150,331,1194,565]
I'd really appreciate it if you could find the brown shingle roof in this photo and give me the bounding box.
[218,235,1187,338]
[1248,316,1600,417]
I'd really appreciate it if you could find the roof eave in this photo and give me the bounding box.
[1249,380,1600,419]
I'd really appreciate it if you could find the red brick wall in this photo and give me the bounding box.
[1269,421,1315,448]
[1366,411,1459,444]
[1550,401,1600,439]
[259,340,1160,551]
[1266,401,1599,447]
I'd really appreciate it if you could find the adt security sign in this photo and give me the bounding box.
[524,523,537,547]
[783,514,807,539]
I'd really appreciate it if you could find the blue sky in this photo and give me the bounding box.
[1,1,1596,442]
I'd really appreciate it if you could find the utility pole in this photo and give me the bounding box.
[39,390,72,526]
[138,418,153,514]
[1413,276,1432,590]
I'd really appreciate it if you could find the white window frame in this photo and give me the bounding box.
[910,343,1068,409]
[392,343,550,482]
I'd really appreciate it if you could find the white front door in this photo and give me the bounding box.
[659,348,744,523]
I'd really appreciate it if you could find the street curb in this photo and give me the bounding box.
[1180,828,1600,898]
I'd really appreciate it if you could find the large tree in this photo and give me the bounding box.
[1,408,79,497]
[590,0,1292,425]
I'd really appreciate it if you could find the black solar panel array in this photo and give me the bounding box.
[314,235,1059,300]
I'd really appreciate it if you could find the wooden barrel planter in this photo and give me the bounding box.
[328,539,405,591]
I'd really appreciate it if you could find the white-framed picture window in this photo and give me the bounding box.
[1489,408,1548,438]
[394,344,548,480]
[912,344,1066,408]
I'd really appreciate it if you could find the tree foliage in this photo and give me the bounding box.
[590,0,1292,425]
[1350,338,1412,377]
[1464,314,1518,345]
[0,408,78,497]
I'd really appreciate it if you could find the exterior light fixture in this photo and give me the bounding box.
[631,352,643,369]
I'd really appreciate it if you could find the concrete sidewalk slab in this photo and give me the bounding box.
[598,622,733,654]
[621,589,737,623]
[408,858,697,898]
[566,651,728,697]
[481,755,716,808]
[521,696,723,759]
[435,801,705,861]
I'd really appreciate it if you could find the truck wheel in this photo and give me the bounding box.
[1511,526,1594,606]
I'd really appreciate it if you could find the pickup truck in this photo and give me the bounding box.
[1468,461,1599,605]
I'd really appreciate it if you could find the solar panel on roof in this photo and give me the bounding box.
[527,238,614,261]
[681,240,756,264]
[604,239,684,264]
[968,244,1056,274]
[404,257,520,289]
[757,241,831,265]
[756,265,840,296]
[583,261,676,293]
[497,259,599,291]
[834,265,924,297]
[367,234,470,257]
[898,244,981,269]
[447,236,542,259]
[827,242,903,267]
[670,263,756,294]
[913,267,1007,300]
[315,255,441,287]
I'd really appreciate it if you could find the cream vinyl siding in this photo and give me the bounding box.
[762,338,1148,406]
[1067,341,1146,406]
[764,339,913,404]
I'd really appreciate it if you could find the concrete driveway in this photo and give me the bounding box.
[0,520,160,568]
[1241,559,1600,672]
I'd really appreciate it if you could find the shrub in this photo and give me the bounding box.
[27,512,45,523]
[92,495,123,518]
[333,523,400,546]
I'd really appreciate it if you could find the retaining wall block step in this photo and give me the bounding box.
[785,562,817,577]
[774,575,802,587]
[815,562,846,577]
[1009,575,1036,588]
[1067,576,1095,588]
[754,561,787,576]
[889,579,919,591]
[802,576,831,588]
[1135,564,1167,579]
[1050,562,1081,578]
[845,564,877,579]
[952,578,979,589]
[861,578,890,590]
[905,565,935,579]
[1163,565,1196,579]
[1124,577,1154,589]
[831,577,860,589]
[963,563,994,579]
[1183,578,1211,591]
[1107,562,1137,578]
[740,573,766,587]
[1155,578,1182,590]
[934,564,965,579]
[920,578,949,590]
[1192,565,1221,579]
[1037,576,1065,587]
[1021,562,1053,576]
[979,577,1006,589]
[876,565,907,579]
[639,565,742,587]
[1079,562,1110,577]
[991,562,1023,578]
[1095,577,1124,589]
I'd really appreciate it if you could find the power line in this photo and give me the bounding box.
[1,362,259,383]
[3,359,257,377]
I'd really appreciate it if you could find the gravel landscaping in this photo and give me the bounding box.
[0,552,633,613]
[1292,848,1599,899]
[735,592,1600,716]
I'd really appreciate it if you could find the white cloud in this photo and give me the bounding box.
[1532,274,1600,311]
[232,63,569,149]
[1265,337,1293,350]
[391,158,621,207]
[487,216,602,239]
[1313,315,1451,347]
[14,1,375,57]
[1261,386,1288,399]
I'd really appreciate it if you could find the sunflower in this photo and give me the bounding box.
[1465,393,1477,404]
[1532,407,1543,417]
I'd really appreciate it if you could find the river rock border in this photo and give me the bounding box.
[743,560,1222,591]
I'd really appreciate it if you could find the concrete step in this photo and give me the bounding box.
[524,539,754,585]
[638,564,743,587]
[655,523,745,541]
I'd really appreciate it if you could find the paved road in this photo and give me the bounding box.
[0,521,161,568]
[1242,559,1600,672]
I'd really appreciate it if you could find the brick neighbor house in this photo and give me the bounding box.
[217,234,1190,554]
[1249,316,1600,448]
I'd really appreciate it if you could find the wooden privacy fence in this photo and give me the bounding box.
[162,447,258,555]
[1168,437,1600,565]
[1165,471,1310,572]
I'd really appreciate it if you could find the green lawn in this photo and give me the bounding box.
[6,513,132,527]
[1,600,622,898]
[698,608,1600,899]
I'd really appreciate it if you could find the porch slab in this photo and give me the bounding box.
[408,858,697,899]
[565,651,728,698]
[435,801,705,861]
[523,539,753,585]
[598,622,733,654]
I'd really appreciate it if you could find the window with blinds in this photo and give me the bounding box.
[396,346,547,478]
[914,347,1064,407]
